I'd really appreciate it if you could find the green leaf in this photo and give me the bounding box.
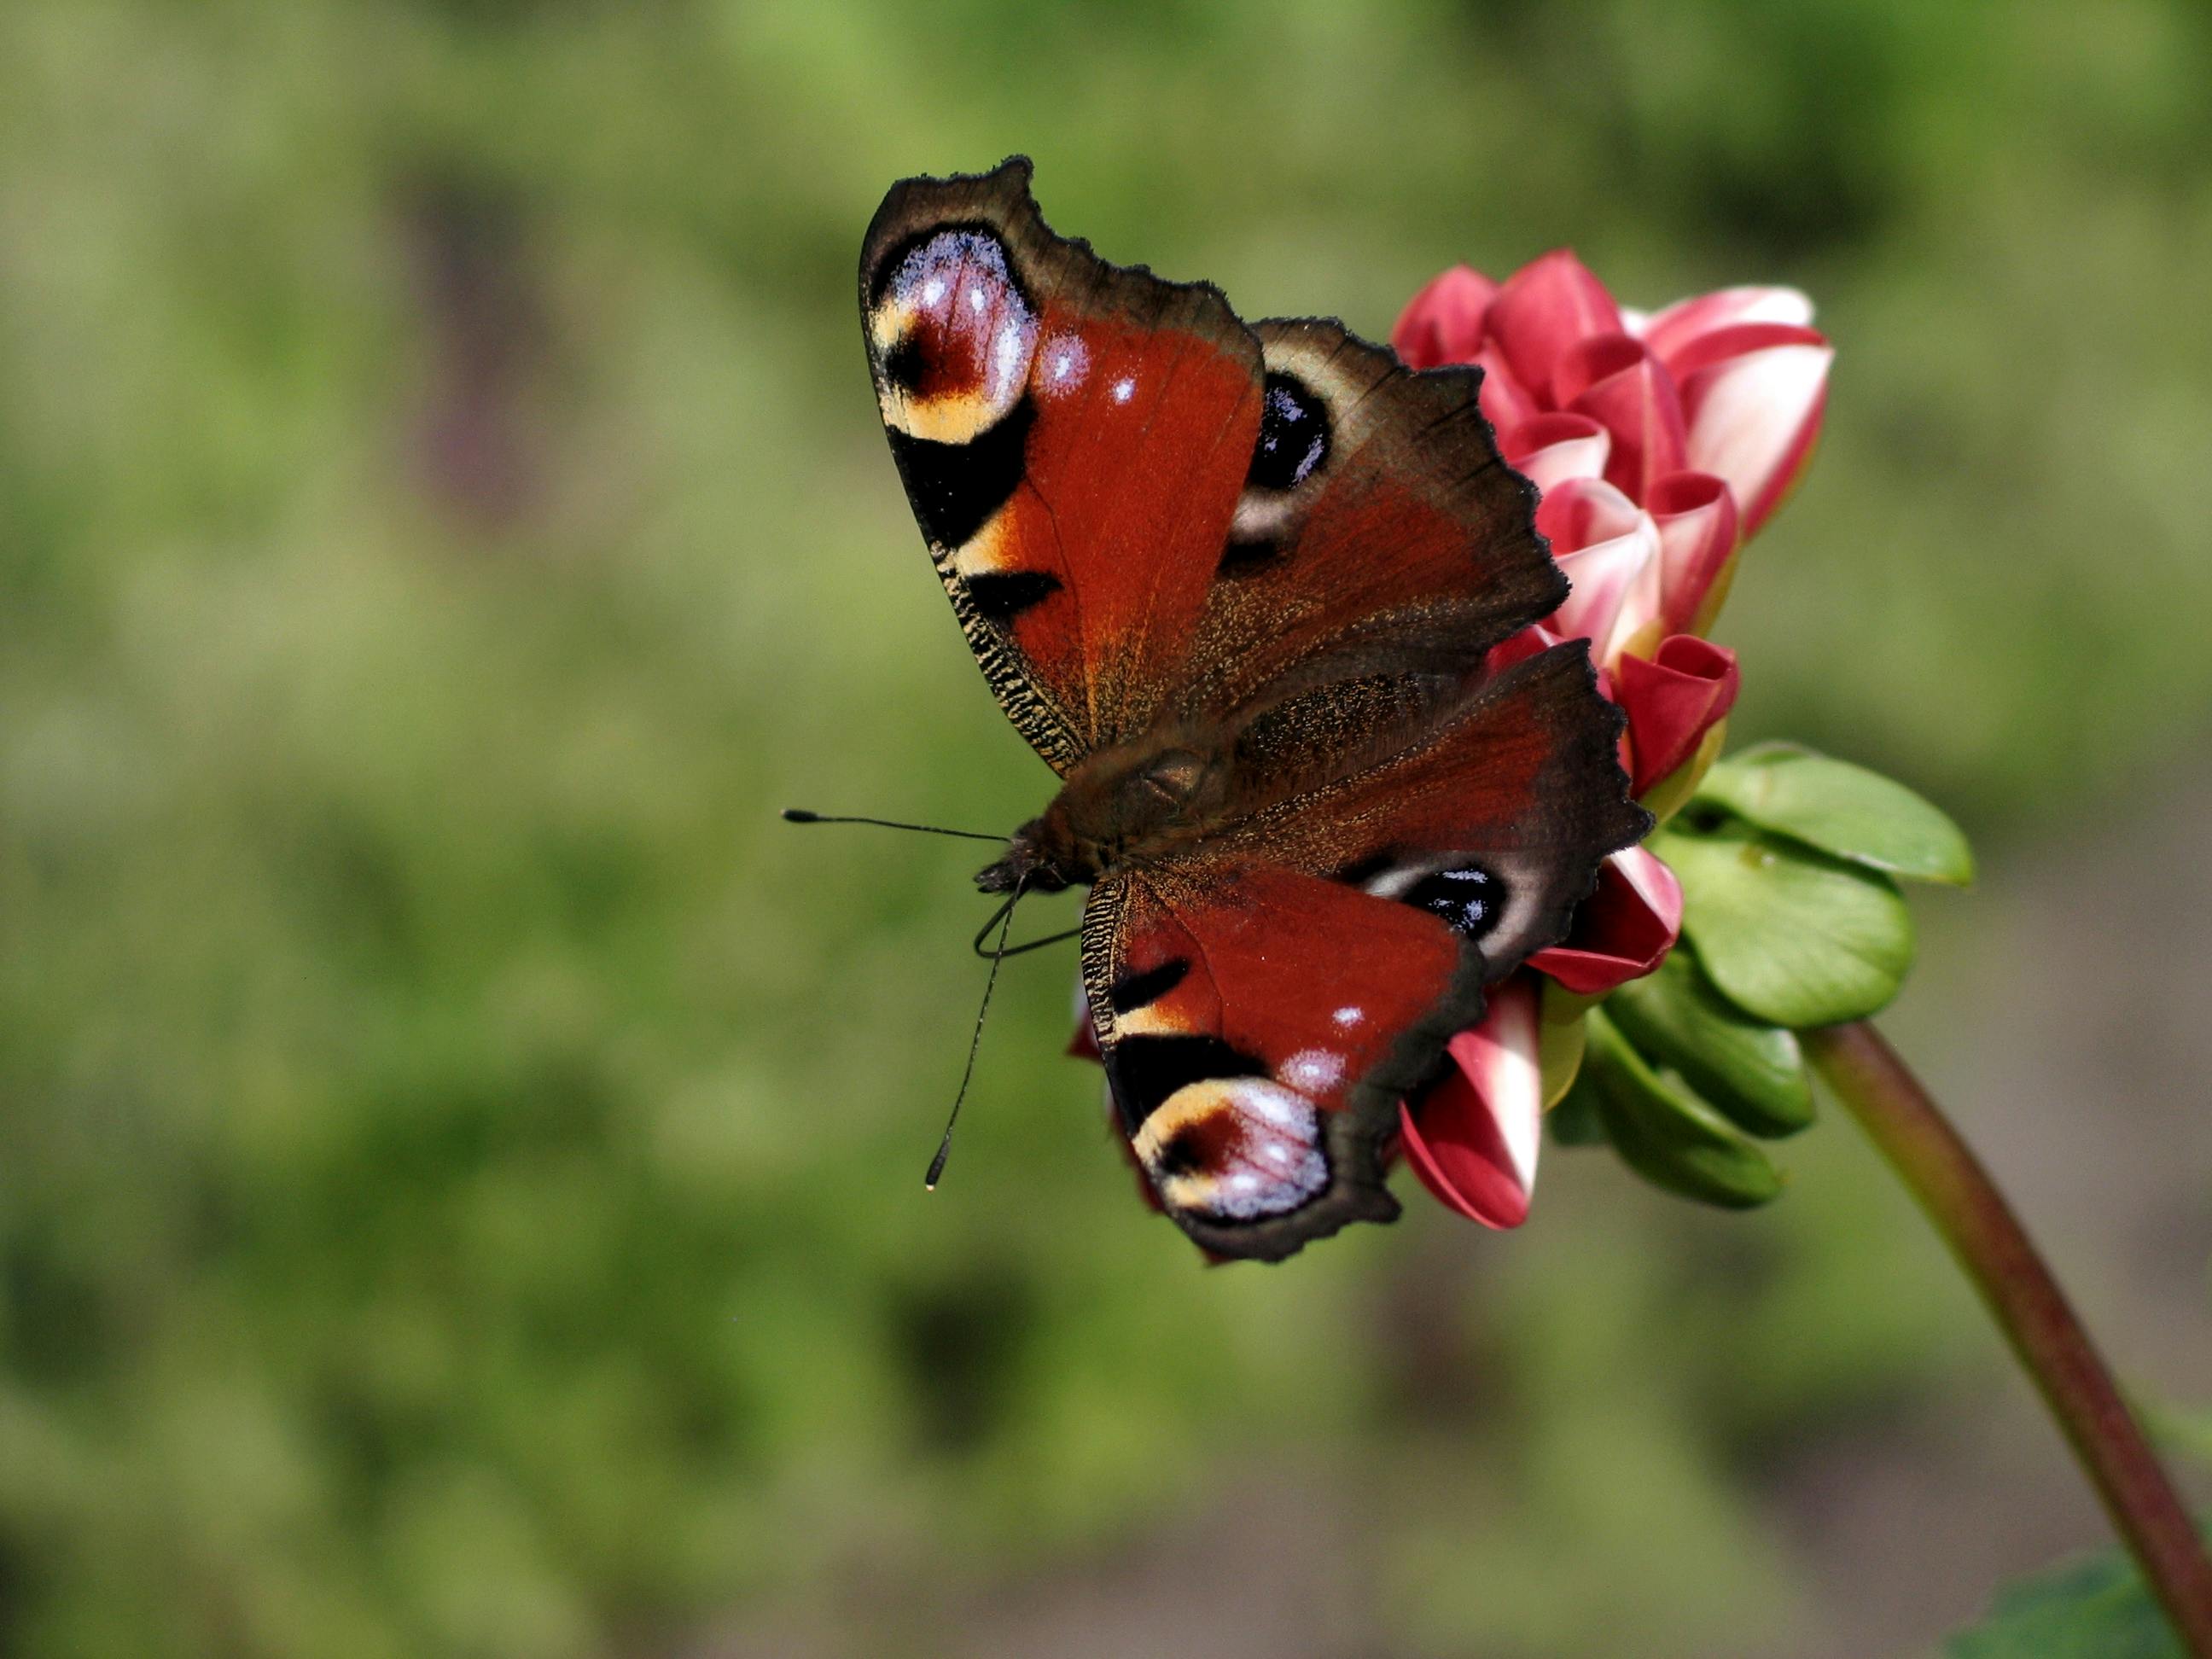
[1947,1531,2210,1658]
[1694,742,1976,885]
[1656,818,1916,1028]
[1578,1012,1783,1208]
[1604,950,1815,1138]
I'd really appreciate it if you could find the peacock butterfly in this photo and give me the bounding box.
[857,158,1647,1261]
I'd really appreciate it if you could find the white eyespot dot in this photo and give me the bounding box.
[1281,1049,1346,1095]
[991,322,1027,399]
[1036,335,1090,400]
[920,277,946,306]
[1110,376,1136,404]
[968,285,986,311]
[1332,1005,1365,1028]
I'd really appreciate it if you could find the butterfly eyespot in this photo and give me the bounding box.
[1132,1078,1331,1220]
[1246,372,1330,492]
[870,229,1039,445]
[1400,864,1504,940]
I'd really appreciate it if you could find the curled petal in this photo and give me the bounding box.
[1485,250,1624,405]
[1400,977,1542,1229]
[1551,331,1642,409]
[1538,479,1662,666]
[1534,473,1642,551]
[1671,323,1833,538]
[1486,621,1563,677]
[1558,333,1689,502]
[1505,411,1610,492]
[1613,636,1741,797]
[1471,343,1540,434]
[1645,470,1741,636]
[1392,264,1497,369]
[1639,285,1816,368]
[1068,981,1102,1062]
[1528,846,1683,995]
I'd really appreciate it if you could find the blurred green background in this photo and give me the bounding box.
[4,2,2210,1655]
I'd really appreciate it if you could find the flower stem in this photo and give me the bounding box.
[1804,1021,2212,1654]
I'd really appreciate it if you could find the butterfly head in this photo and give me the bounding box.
[975,742,1228,897]
[975,827,1069,896]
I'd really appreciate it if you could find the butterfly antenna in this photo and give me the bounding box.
[781,808,1002,845]
[927,874,1026,1190]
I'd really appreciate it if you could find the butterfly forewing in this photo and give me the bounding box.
[860,159,1263,769]
[1184,318,1566,718]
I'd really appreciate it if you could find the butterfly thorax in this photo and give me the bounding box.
[975,736,1230,894]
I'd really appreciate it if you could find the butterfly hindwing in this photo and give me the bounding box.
[1082,863,1478,1261]
[1212,642,1650,977]
[1083,645,1644,1261]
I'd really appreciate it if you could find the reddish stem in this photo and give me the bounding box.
[1804,1021,2212,1654]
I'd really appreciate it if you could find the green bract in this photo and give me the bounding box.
[1558,742,1976,1211]
[1657,816,1917,1028]
[1604,950,1815,1138]
[1565,1012,1784,1208]
[1692,742,1976,887]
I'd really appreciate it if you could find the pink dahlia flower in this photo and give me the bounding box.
[1393,250,1831,1231]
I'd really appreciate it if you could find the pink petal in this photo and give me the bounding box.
[1558,334,1689,502]
[1549,329,1644,408]
[1671,323,1833,537]
[1639,285,1815,368]
[1538,480,1662,666]
[1534,474,1643,552]
[1484,250,1624,407]
[1399,977,1542,1229]
[1644,470,1740,635]
[1528,847,1683,995]
[1392,264,1498,369]
[1485,622,1563,676]
[1471,343,1539,434]
[1068,981,1102,1062]
[1613,636,1741,796]
[1505,411,1611,492]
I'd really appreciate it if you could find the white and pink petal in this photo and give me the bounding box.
[1400,976,1544,1229]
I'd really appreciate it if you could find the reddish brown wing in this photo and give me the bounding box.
[860,158,1264,772]
[862,162,1645,1260]
[1081,863,1474,1261]
[1083,645,1646,1260]
[1184,318,1565,719]
[859,161,1566,776]
[1209,643,1648,978]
